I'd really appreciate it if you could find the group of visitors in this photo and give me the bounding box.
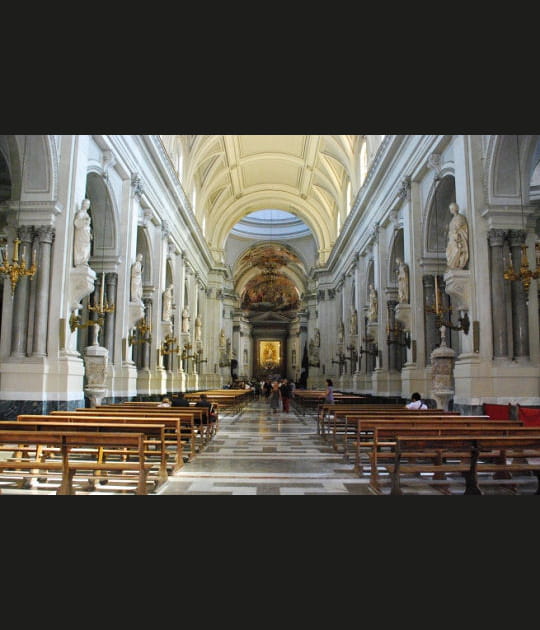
[261,377,295,414]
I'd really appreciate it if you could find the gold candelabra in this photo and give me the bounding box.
[0,237,37,296]
[160,334,180,356]
[180,342,197,360]
[70,272,115,332]
[128,318,152,345]
[386,322,411,348]
[425,275,470,334]
[503,242,540,294]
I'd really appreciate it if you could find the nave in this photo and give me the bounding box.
[157,399,539,496]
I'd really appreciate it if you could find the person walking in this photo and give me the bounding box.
[280,378,292,413]
[325,379,334,403]
[269,381,282,414]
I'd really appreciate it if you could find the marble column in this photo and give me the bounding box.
[488,229,509,358]
[31,225,55,357]
[10,226,34,358]
[104,272,117,361]
[508,229,530,360]
[141,297,152,370]
[423,275,439,365]
[387,298,399,371]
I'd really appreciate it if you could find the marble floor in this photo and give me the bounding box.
[1,398,537,495]
[156,398,539,496]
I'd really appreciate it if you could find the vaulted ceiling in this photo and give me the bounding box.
[162,135,365,264]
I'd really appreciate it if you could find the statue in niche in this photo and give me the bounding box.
[314,328,320,347]
[309,337,320,367]
[195,314,202,341]
[181,305,190,333]
[219,328,226,348]
[350,309,358,336]
[445,202,469,270]
[338,321,345,344]
[396,257,410,304]
[368,284,378,322]
[73,198,92,267]
[162,284,174,322]
[130,253,144,304]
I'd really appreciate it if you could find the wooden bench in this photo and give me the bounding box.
[0,429,152,494]
[328,409,464,454]
[5,418,169,488]
[390,433,540,495]
[95,405,217,447]
[318,403,430,437]
[59,408,208,459]
[351,421,527,491]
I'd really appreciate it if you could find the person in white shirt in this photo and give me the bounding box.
[406,392,427,410]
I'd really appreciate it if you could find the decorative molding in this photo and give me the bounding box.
[131,172,144,200]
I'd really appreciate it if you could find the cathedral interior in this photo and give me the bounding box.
[0,134,539,418]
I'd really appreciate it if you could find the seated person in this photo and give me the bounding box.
[405,392,428,410]
[194,393,217,424]
[158,396,171,407]
[172,393,191,407]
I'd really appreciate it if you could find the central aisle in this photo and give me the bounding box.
[157,398,373,495]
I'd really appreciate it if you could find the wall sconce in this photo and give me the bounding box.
[128,317,152,345]
[160,334,180,356]
[425,275,470,335]
[0,236,37,296]
[0,139,38,295]
[70,271,115,332]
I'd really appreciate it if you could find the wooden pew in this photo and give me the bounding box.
[37,412,186,471]
[390,433,540,495]
[6,418,169,488]
[0,429,151,495]
[318,403,417,436]
[96,404,219,446]
[58,408,208,458]
[324,407,463,450]
[351,420,527,491]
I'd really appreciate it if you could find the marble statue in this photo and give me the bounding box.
[368,284,378,322]
[130,253,143,304]
[162,284,173,322]
[445,202,469,270]
[73,198,92,266]
[181,305,190,333]
[397,257,409,304]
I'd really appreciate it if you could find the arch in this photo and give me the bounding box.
[86,173,119,272]
[424,175,456,260]
[208,190,331,254]
[136,226,152,286]
[388,228,405,286]
[486,134,540,205]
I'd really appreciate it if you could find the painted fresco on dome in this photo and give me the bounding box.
[241,275,300,312]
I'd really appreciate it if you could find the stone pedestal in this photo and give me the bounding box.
[443,269,471,311]
[83,340,109,407]
[430,327,456,410]
[70,264,96,312]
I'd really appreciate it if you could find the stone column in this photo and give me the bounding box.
[10,226,34,358]
[386,298,399,371]
[31,225,55,357]
[104,272,118,361]
[508,229,530,360]
[423,275,439,365]
[488,229,509,359]
[141,297,152,370]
